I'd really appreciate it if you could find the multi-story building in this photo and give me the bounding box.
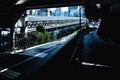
[53,8,62,16]
[68,6,79,17]
[26,8,48,16]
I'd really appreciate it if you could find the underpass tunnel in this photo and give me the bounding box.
[84,1,120,44]
[77,2,120,80]
[0,0,120,80]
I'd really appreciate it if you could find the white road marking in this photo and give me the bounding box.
[34,53,48,58]
[82,62,112,67]
[0,67,20,79]
[0,68,8,73]
[3,44,58,70]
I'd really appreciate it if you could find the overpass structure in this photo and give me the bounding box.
[25,16,81,32]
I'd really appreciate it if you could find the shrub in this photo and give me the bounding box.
[28,25,51,46]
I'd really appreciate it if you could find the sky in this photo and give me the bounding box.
[49,7,68,12]
[61,7,68,12]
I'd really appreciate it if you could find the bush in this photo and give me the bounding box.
[28,25,51,46]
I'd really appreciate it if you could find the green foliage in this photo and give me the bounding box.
[44,31,51,42]
[57,26,80,39]
[81,23,89,29]
[28,24,80,46]
[36,25,45,33]
[28,25,51,46]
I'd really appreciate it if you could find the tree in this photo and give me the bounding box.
[36,25,45,33]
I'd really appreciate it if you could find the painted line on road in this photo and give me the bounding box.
[6,45,58,69]
[82,62,112,68]
[0,67,20,79]
[0,68,8,73]
[34,53,48,58]
[0,45,58,79]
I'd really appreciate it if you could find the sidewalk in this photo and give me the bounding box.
[1,31,78,56]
